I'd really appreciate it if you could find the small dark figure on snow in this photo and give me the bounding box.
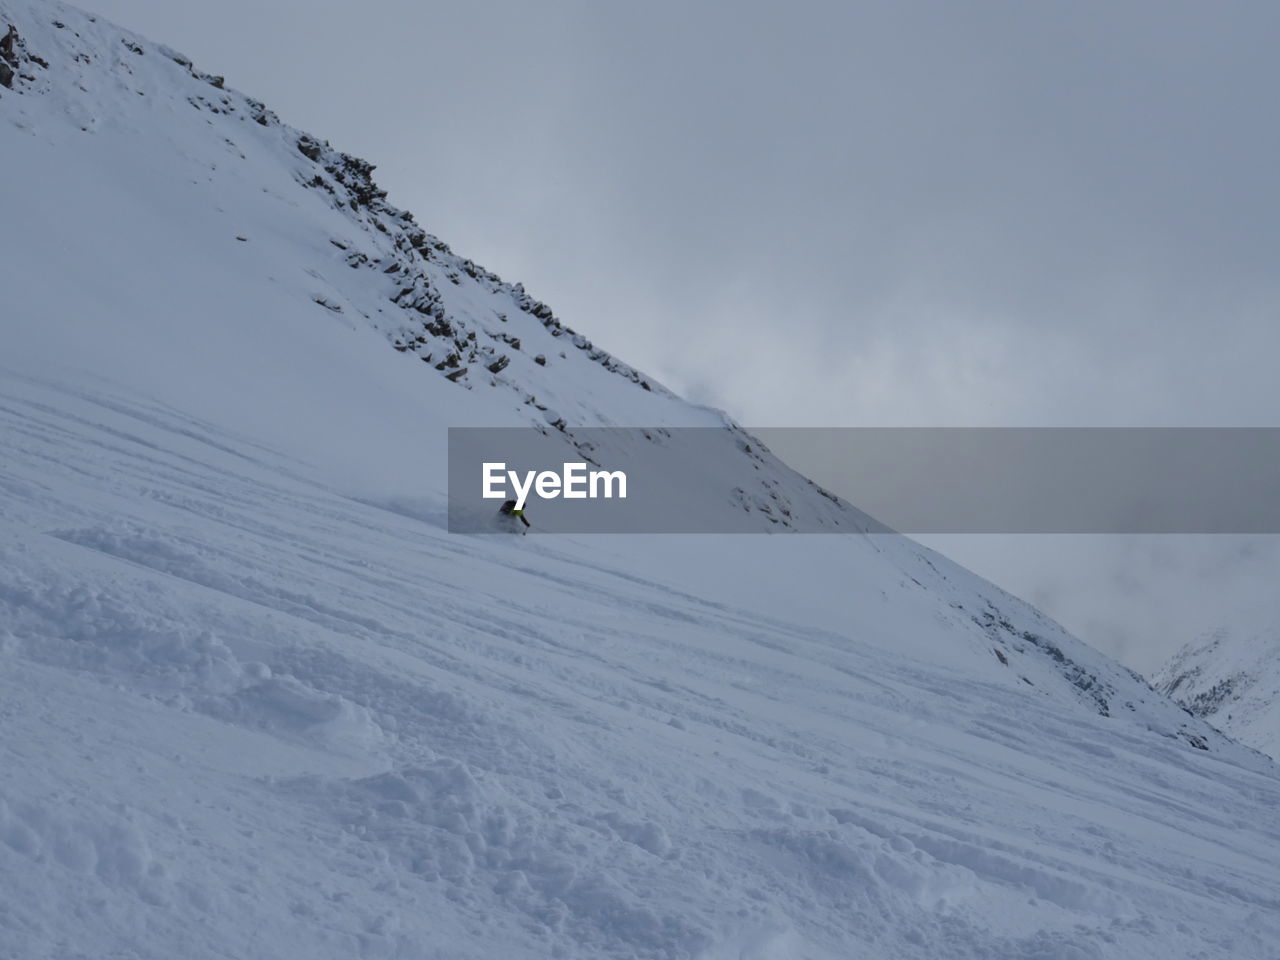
[499,499,530,532]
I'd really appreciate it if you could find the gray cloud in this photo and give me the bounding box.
[915,535,1280,673]
[78,0,1280,669]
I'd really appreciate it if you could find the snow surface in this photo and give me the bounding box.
[2,3,1279,958]
[1155,624,1280,762]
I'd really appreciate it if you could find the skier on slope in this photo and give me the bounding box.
[498,499,530,533]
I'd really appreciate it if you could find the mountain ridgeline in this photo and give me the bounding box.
[1155,625,1280,760]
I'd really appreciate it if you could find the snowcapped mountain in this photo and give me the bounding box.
[1154,625,1280,761]
[2,3,1279,958]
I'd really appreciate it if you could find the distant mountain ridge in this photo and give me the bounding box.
[1154,625,1280,760]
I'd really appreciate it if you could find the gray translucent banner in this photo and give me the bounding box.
[448,427,1280,533]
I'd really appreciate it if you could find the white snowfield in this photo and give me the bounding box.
[1156,625,1280,762]
[1,4,1278,958]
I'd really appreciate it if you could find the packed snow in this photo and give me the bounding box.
[2,3,1279,958]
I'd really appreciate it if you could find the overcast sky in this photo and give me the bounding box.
[78,0,1280,671]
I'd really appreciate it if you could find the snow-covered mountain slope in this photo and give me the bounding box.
[1155,625,1280,761]
[2,3,1279,958]
[0,0,853,535]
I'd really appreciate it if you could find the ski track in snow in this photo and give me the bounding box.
[2,371,1279,960]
